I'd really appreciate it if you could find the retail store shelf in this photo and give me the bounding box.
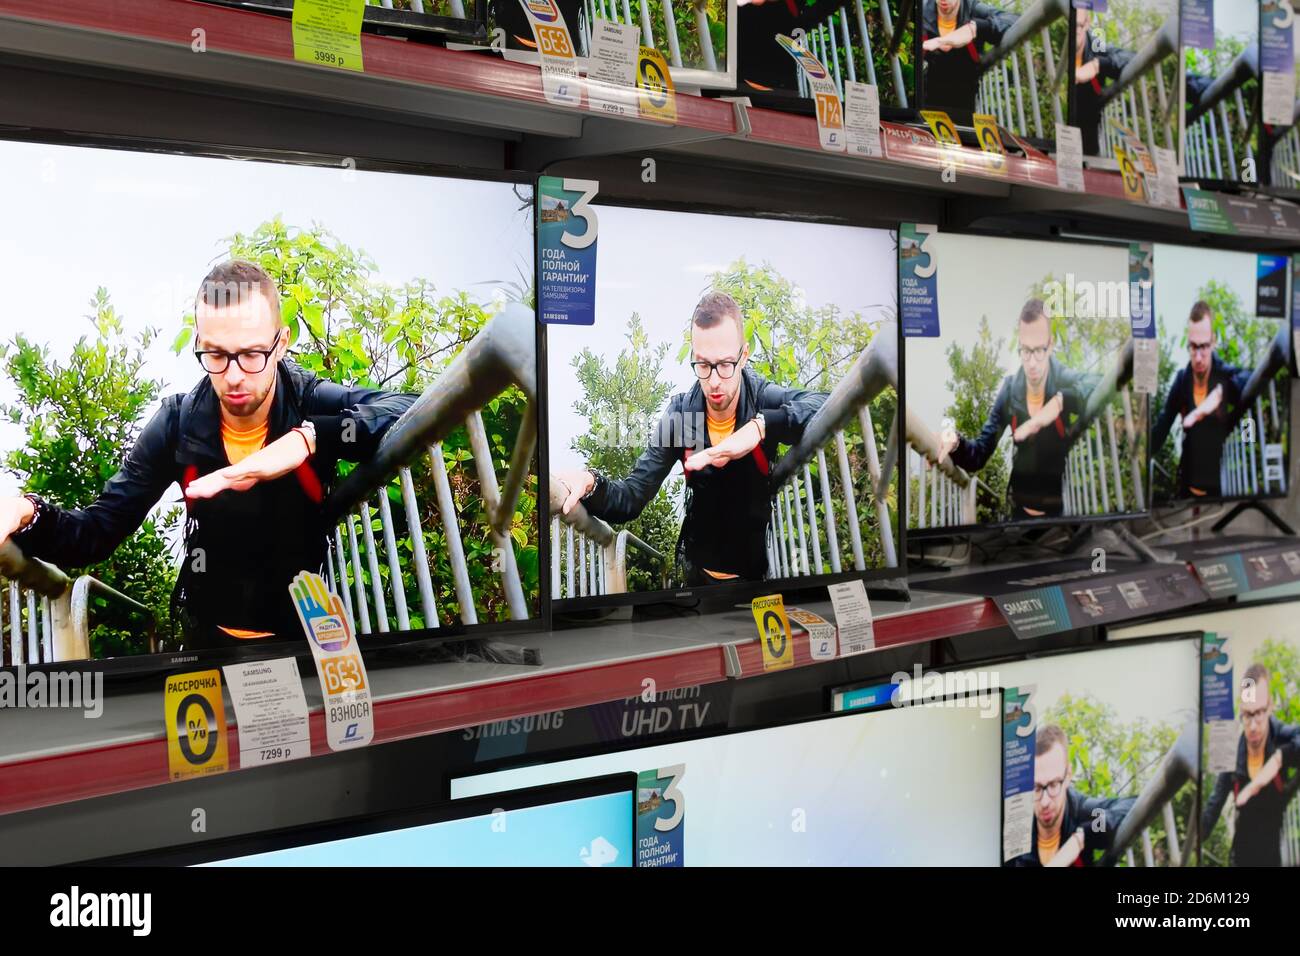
[0,590,1000,816]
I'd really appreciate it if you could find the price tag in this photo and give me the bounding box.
[776,35,846,153]
[1151,146,1181,208]
[972,113,1007,173]
[1133,338,1158,395]
[222,658,312,768]
[1055,125,1085,192]
[637,47,677,123]
[751,593,794,671]
[920,109,961,148]
[518,0,582,107]
[1114,143,1148,202]
[827,580,875,656]
[290,571,374,752]
[291,0,365,73]
[165,670,229,781]
[587,20,639,117]
[844,81,883,158]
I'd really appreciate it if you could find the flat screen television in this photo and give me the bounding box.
[734,0,917,120]
[833,634,1203,867]
[901,228,1148,537]
[1183,0,1260,187]
[0,135,540,673]
[918,0,1070,150]
[1066,0,1182,165]
[541,204,901,611]
[451,702,1000,865]
[1149,243,1290,506]
[198,0,489,43]
[1113,602,1300,868]
[94,774,635,866]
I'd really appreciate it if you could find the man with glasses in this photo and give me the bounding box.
[1007,723,1136,867]
[1201,663,1300,866]
[555,291,828,586]
[939,298,1099,519]
[0,260,414,648]
[1151,301,1252,499]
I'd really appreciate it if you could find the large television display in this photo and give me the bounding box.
[0,137,539,670]
[1114,603,1300,868]
[835,636,1202,867]
[902,230,1147,535]
[1067,0,1181,162]
[545,206,899,608]
[451,703,1001,865]
[1183,0,1260,185]
[1149,244,1290,505]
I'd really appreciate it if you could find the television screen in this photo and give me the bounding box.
[451,703,1000,865]
[544,206,900,607]
[902,230,1146,534]
[1114,604,1300,868]
[919,0,1068,147]
[835,636,1202,867]
[0,137,539,669]
[736,0,916,118]
[1149,244,1290,505]
[1067,0,1181,162]
[100,775,635,866]
[1184,0,1260,185]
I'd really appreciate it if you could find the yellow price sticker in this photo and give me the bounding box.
[292,0,365,74]
[751,594,794,672]
[637,47,677,124]
[165,669,229,781]
[972,113,1006,173]
[1114,145,1147,202]
[920,110,961,148]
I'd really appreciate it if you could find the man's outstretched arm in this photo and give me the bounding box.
[5,399,178,569]
[308,381,419,463]
[562,408,681,524]
[949,379,1011,472]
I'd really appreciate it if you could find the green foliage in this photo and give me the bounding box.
[0,290,178,656]
[1047,692,1192,867]
[939,315,1010,525]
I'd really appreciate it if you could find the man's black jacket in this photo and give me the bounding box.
[738,0,842,96]
[14,360,415,647]
[1151,353,1251,497]
[949,356,1100,515]
[1006,786,1136,867]
[921,0,1016,118]
[582,367,828,583]
[1201,715,1300,867]
[1075,36,1135,155]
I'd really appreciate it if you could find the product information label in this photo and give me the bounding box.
[636,766,685,867]
[1002,686,1036,862]
[1257,253,1289,319]
[518,0,582,107]
[899,222,939,337]
[776,34,846,153]
[827,579,875,656]
[538,176,599,325]
[290,571,374,752]
[844,81,883,158]
[1055,125,1085,192]
[291,0,365,72]
[751,593,794,671]
[1151,145,1181,208]
[165,669,229,781]
[587,20,639,117]
[222,658,312,768]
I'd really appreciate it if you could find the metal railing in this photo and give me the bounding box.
[1100,723,1198,867]
[1184,46,1258,182]
[1095,18,1179,160]
[768,322,899,575]
[548,478,665,599]
[1062,340,1144,516]
[976,0,1068,140]
[581,0,720,76]
[1281,778,1300,867]
[0,541,154,664]
[787,0,909,107]
[321,302,538,632]
[904,408,977,530]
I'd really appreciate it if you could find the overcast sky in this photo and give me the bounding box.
[0,140,532,497]
[1152,243,1265,359]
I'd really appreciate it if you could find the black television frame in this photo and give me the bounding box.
[196,0,490,44]
[535,183,906,615]
[900,224,1152,540]
[86,772,636,865]
[0,128,549,677]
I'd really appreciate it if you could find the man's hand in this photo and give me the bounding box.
[1183,384,1223,429]
[1237,751,1284,808]
[923,22,976,52]
[684,420,762,473]
[0,496,35,545]
[1046,828,1086,867]
[1013,393,1064,443]
[556,469,596,516]
[185,430,312,501]
[1075,58,1100,84]
[938,426,960,463]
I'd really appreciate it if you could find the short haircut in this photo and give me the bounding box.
[1188,300,1214,327]
[692,291,745,341]
[1036,723,1068,758]
[1242,663,1271,701]
[195,259,282,324]
[1019,298,1051,333]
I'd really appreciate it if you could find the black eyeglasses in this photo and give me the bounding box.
[194,347,277,374]
[690,358,740,380]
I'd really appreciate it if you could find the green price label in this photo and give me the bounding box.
[292,0,366,73]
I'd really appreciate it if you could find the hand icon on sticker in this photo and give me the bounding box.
[290,571,353,652]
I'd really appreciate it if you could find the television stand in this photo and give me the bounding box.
[1211,500,1296,535]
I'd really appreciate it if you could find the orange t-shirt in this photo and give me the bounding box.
[222,419,269,465]
[703,413,740,581]
[938,11,958,36]
[1038,829,1061,865]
